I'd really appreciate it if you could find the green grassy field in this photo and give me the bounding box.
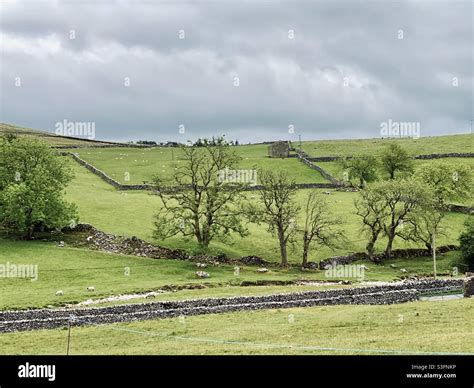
[0,237,345,310]
[0,236,464,310]
[316,158,474,206]
[1,127,473,356]
[301,133,474,157]
[73,145,328,185]
[64,158,470,264]
[0,123,122,147]
[1,298,472,355]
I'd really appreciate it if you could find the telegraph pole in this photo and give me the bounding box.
[432,230,437,280]
[298,134,302,152]
[66,315,75,356]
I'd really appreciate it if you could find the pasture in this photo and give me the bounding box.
[1,298,472,355]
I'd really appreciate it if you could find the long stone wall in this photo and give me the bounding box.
[414,152,474,159]
[318,245,459,269]
[0,278,465,332]
[306,153,474,162]
[295,150,344,186]
[68,152,155,190]
[448,204,474,215]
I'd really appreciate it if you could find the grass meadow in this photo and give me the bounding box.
[1,298,472,355]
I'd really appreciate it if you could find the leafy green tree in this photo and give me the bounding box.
[340,154,378,188]
[398,200,444,255]
[0,137,78,239]
[415,161,472,206]
[153,137,248,249]
[399,162,473,254]
[380,143,414,179]
[355,178,430,260]
[459,217,474,271]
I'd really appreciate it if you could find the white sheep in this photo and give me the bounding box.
[87,286,95,292]
[55,290,64,296]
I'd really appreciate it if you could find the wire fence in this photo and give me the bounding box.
[64,314,474,357]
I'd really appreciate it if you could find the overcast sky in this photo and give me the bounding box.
[0,0,472,143]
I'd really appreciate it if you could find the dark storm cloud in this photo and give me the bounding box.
[0,0,472,143]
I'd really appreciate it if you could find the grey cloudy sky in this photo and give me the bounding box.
[0,0,472,143]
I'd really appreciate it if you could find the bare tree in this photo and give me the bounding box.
[249,170,300,266]
[301,191,344,267]
[153,137,248,249]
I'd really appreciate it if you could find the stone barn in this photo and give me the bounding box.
[268,141,290,158]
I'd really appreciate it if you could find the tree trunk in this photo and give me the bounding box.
[366,229,379,262]
[279,241,288,267]
[302,234,310,267]
[385,233,395,259]
[425,242,433,255]
[278,227,288,267]
[25,224,35,240]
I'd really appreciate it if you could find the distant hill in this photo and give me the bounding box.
[0,123,126,147]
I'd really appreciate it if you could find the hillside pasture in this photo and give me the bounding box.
[73,145,328,185]
[64,159,470,265]
[301,133,473,157]
[1,298,472,355]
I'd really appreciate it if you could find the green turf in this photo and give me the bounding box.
[0,238,329,310]
[0,123,121,147]
[1,298,472,355]
[64,158,470,264]
[73,145,328,185]
[316,158,474,206]
[0,236,464,310]
[301,133,473,157]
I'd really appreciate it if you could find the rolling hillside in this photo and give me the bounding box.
[0,123,124,147]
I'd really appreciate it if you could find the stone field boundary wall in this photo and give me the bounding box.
[306,153,474,162]
[1,279,464,332]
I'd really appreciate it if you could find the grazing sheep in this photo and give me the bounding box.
[87,286,95,292]
[400,268,407,273]
[196,271,210,278]
[257,268,268,273]
[390,264,397,268]
[360,265,370,271]
[196,263,207,268]
[55,290,64,296]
